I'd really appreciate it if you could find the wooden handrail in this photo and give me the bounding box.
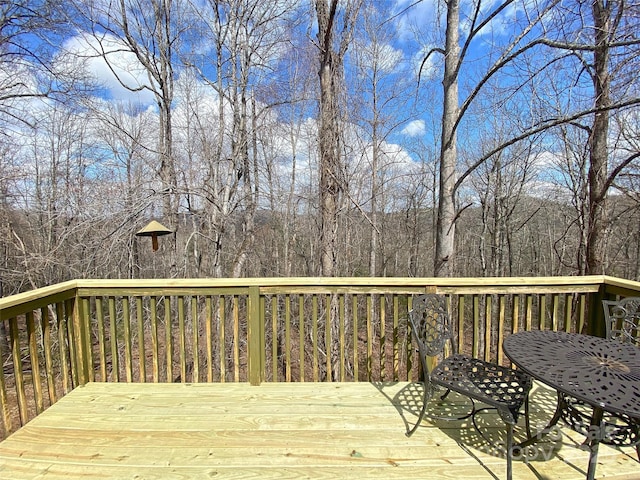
[0,281,78,321]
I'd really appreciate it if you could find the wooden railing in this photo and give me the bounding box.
[2,275,640,439]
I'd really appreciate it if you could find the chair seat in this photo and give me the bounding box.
[431,354,532,424]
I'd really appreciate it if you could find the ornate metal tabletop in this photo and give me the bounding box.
[503,330,640,419]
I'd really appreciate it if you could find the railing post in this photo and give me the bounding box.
[587,284,607,337]
[247,286,264,385]
[71,292,92,385]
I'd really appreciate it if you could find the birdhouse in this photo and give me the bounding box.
[136,220,173,251]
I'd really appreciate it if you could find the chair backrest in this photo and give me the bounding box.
[602,297,640,345]
[408,294,454,359]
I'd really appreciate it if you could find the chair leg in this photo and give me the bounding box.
[506,422,514,480]
[636,443,639,463]
[406,382,430,437]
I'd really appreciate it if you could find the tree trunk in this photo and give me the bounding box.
[158,98,177,277]
[585,0,611,275]
[316,0,343,278]
[369,133,379,277]
[434,0,460,277]
[317,60,340,278]
[231,94,257,278]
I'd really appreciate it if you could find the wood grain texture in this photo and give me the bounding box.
[0,382,637,479]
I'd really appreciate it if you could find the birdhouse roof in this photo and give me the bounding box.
[136,220,173,236]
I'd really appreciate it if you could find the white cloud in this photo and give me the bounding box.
[59,32,156,105]
[392,0,441,43]
[401,120,426,137]
[356,41,404,74]
[381,142,417,168]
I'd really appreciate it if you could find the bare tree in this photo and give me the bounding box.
[479,0,640,276]
[586,0,615,274]
[74,0,184,276]
[0,0,76,126]
[312,0,362,380]
[183,0,297,277]
[548,124,590,275]
[8,101,100,288]
[471,142,538,277]
[314,0,362,277]
[427,0,552,277]
[416,0,640,279]
[351,3,414,277]
[258,37,317,277]
[93,102,157,278]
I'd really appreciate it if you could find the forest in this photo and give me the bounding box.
[1,0,640,295]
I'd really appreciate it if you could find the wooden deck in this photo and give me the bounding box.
[0,382,637,479]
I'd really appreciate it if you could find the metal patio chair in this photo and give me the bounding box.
[406,294,532,480]
[559,297,640,460]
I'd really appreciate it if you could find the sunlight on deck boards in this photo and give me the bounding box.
[0,382,637,480]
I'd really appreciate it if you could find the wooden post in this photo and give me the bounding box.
[9,317,27,425]
[259,294,266,384]
[587,285,607,337]
[247,286,263,385]
[72,293,92,385]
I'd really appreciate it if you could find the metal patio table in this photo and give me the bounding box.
[503,330,640,480]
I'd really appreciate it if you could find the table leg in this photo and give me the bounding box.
[586,407,604,480]
[517,391,564,448]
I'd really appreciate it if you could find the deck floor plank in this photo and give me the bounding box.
[0,382,637,479]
